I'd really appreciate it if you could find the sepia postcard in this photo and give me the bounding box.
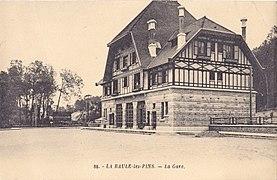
[0,0,276,180]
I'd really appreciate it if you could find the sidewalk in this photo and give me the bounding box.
[218,131,277,139]
[82,127,277,139]
[81,127,199,136]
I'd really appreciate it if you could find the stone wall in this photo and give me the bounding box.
[171,87,256,126]
[145,88,174,127]
[101,86,256,128]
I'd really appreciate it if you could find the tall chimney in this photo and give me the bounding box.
[241,17,247,41]
[147,19,157,58]
[177,6,186,49]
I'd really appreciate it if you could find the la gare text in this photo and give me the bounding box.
[93,164,185,169]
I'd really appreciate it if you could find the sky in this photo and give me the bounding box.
[0,0,276,105]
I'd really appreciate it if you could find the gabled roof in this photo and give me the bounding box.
[107,0,196,68]
[148,16,235,68]
[148,27,263,70]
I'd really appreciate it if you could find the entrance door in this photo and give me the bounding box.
[116,104,122,128]
[152,111,157,130]
[137,101,146,129]
[126,103,133,128]
[109,113,114,126]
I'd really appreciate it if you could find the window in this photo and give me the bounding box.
[161,102,164,119]
[218,43,223,53]
[207,42,211,56]
[133,73,140,89]
[131,52,137,64]
[113,79,118,94]
[198,41,206,55]
[162,70,167,83]
[172,38,177,47]
[194,40,198,55]
[210,71,215,81]
[211,42,215,52]
[217,72,223,81]
[234,46,239,60]
[223,44,234,59]
[115,58,120,70]
[165,102,168,115]
[146,111,150,126]
[123,55,128,68]
[123,76,128,87]
[104,84,111,96]
[161,101,168,119]
[158,72,162,84]
[153,103,156,109]
[151,72,158,85]
[194,40,211,56]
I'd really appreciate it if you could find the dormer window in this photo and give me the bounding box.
[171,38,177,47]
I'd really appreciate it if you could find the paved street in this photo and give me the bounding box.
[0,128,276,180]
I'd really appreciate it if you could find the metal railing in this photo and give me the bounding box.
[210,116,277,125]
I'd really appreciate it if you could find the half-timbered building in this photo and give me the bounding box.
[97,0,262,131]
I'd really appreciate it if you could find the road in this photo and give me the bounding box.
[0,128,276,180]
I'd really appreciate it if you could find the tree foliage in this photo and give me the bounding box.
[24,60,57,125]
[56,69,84,111]
[0,60,57,127]
[253,26,277,110]
[73,96,101,122]
[0,59,85,127]
[0,71,13,127]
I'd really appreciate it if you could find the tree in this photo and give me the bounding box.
[7,60,25,125]
[253,26,277,110]
[73,96,101,122]
[0,71,13,127]
[24,60,56,126]
[56,69,84,111]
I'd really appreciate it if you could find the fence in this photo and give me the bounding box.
[210,116,277,125]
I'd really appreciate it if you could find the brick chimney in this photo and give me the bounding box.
[241,17,247,41]
[177,6,186,49]
[147,19,157,58]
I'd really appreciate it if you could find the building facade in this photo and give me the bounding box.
[97,1,262,130]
